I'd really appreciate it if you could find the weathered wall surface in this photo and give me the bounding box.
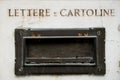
[0,0,120,80]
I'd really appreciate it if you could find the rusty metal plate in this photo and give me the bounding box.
[15,28,105,75]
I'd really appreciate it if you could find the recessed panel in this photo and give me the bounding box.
[24,37,96,66]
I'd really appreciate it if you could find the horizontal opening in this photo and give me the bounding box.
[23,36,97,66]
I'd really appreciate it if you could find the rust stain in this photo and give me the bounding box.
[78,33,82,36]
[37,33,41,36]
[31,32,35,36]
[84,33,88,36]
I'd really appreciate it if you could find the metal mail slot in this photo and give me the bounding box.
[15,28,105,75]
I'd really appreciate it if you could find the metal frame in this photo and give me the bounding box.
[15,28,105,75]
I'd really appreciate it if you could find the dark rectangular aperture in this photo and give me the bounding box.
[24,37,96,66]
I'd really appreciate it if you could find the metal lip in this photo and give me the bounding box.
[24,63,96,66]
[23,36,97,39]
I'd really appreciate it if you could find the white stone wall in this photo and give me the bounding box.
[0,0,120,80]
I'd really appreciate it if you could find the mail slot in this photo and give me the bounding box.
[15,28,105,75]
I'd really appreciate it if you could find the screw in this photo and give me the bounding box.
[97,66,102,71]
[18,67,23,72]
[97,31,101,36]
